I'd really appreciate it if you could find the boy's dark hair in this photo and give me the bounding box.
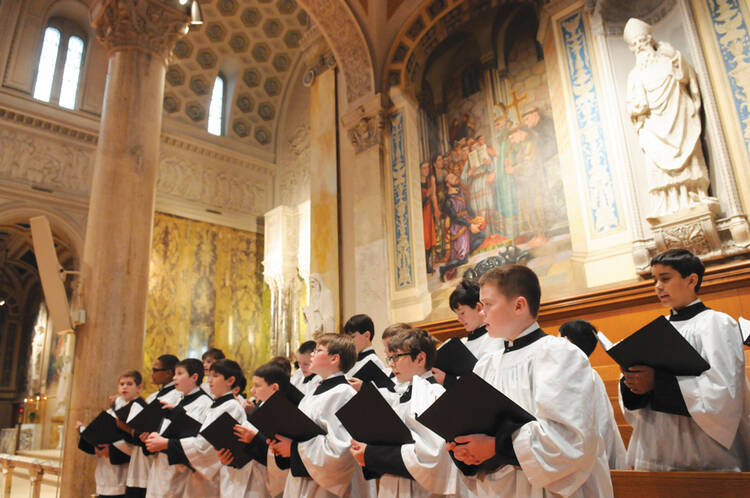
[317,333,357,372]
[209,359,243,388]
[157,354,179,373]
[202,347,225,361]
[388,329,439,369]
[298,340,316,355]
[270,356,292,376]
[559,320,598,357]
[478,265,541,317]
[236,371,247,397]
[253,363,291,393]
[651,249,705,293]
[343,314,375,342]
[449,279,481,311]
[120,369,143,386]
[382,323,411,341]
[176,358,204,384]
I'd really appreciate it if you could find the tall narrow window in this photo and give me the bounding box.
[33,27,61,102]
[33,20,86,109]
[208,74,225,136]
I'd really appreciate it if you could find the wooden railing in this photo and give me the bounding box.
[610,470,750,497]
[0,454,59,498]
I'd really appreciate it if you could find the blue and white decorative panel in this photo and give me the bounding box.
[705,0,750,155]
[389,109,414,288]
[560,11,621,234]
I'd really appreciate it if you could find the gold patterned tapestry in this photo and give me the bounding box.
[143,212,269,393]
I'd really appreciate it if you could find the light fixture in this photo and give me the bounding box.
[190,0,203,25]
[0,299,5,306]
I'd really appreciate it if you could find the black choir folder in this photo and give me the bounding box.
[335,382,413,445]
[433,338,478,377]
[351,361,395,389]
[602,316,710,376]
[248,391,325,442]
[80,411,123,446]
[199,412,251,469]
[416,372,535,443]
[126,399,166,434]
[739,317,750,347]
[163,407,202,439]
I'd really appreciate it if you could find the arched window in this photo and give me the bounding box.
[208,74,226,136]
[33,19,86,110]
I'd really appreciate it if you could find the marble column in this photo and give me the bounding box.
[60,2,189,496]
[303,32,340,332]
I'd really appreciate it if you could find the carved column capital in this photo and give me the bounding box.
[341,93,388,154]
[302,52,337,87]
[90,0,191,63]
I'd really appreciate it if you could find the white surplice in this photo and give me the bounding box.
[469,324,613,497]
[126,383,183,490]
[284,372,376,498]
[461,327,504,361]
[591,370,626,470]
[347,348,389,379]
[620,304,749,471]
[145,388,213,498]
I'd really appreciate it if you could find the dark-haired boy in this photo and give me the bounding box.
[432,279,503,386]
[447,265,613,497]
[77,370,143,498]
[620,248,749,471]
[201,348,225,398]
[144,358,212,497]
[163,359,249,496]
[343,314,388,378]
[269,334,375,497]
[291,340,319,395]
[560,320,627,469]
[125,355,182,498]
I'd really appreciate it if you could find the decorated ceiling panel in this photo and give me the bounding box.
[164,0,309,151]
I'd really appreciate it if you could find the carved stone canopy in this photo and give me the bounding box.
[341,93,388,155]
[90,0,192,63]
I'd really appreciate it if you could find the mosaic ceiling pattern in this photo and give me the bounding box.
[163,0,309,150]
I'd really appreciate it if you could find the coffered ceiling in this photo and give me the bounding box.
[163,0,309,152]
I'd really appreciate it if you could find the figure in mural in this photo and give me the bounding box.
[461,139,497,236]
[439,173,485,281]
[523,107,564,226]
[420,160,440,273]
[303,273,335,336]
[624,18,712,218]
[491,115,518,237]
[505,126,547,246]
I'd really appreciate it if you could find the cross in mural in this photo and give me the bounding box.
[508,90,528,124]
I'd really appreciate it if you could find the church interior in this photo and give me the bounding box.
[1,0,749,496]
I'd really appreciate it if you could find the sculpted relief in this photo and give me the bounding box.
[279,124,311,206]
[0,118,271,218]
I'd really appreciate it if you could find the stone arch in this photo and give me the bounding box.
[296,0,375,104]
[0,205,84,265]
[382,0,542,97]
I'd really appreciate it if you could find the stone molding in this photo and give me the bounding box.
[0,102,273,221]
[90,0,191,63]
[299,0,374,103]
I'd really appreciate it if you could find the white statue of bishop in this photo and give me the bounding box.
[624,18,714,219]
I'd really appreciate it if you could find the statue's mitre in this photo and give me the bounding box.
[623,18,652,45]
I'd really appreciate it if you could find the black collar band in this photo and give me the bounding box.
[210,393,235,408]
[357,349,377,361]
[504,328,546,352]
[669,302,709,322]
[313,375,349,395]
[303,373,316,384]
[157,384,176,397]
[466,325,488,342]
[179,389,207,407]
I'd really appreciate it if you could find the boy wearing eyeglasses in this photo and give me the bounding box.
[124,354,183,498]
[350,329,468,497]
[269,334,375,497]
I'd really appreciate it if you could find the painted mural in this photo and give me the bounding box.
[418,11,577,314]
[143,212,270,393]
